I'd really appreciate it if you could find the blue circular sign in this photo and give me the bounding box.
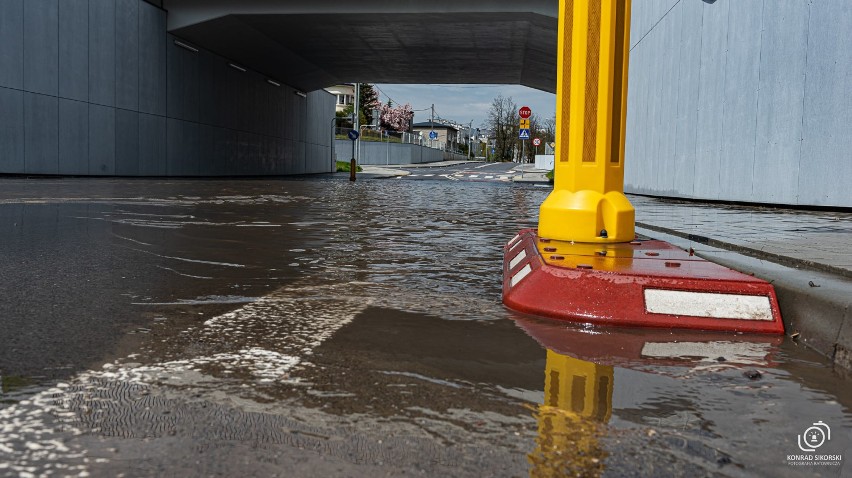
[348,130,360,141]
[429,131,438,140]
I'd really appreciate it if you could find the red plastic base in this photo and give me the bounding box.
[502,229,784,334]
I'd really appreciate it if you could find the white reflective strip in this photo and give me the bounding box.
[509,250,527,270]
[644,289,773,321]
[510,264,533,288]
[507,234,521,247]
[641,341,771,364]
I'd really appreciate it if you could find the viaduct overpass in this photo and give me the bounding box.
[0,0,849,207]
[162,0,559,93]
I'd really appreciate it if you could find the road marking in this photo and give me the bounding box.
[485,176,494,179]
[422,174,435,177]
[469,175,479,178]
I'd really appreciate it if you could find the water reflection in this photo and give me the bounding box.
[514,316,783,373]
[529,350,612,477]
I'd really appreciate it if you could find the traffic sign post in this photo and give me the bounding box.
[348,129,359,182]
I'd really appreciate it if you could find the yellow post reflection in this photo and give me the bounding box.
[529,350,614,477]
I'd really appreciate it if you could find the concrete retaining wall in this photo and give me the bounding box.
[0,0,334,176]
[335,140,445,165]
[625,0,852,208]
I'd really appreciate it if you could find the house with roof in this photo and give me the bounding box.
[325,84,356,114]
[411,121,464,151]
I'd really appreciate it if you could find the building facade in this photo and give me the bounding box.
[325,84,355,115]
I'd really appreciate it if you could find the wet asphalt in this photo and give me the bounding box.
[1,174,851,477]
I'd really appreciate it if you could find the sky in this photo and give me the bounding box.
[373,84,556,131]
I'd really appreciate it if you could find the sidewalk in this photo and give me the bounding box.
[631,195,852,278]
[358,166,411,178]
[360,160,482,178]
[377,160,483,169]
[510,163,551,183]
[628,195,852,371]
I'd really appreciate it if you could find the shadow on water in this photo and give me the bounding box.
[0,177,850,476]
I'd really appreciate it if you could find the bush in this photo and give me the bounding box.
[546,169,554,183]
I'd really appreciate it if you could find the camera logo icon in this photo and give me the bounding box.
[798,421,831,452]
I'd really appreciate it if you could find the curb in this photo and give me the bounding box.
[636,225,852,373]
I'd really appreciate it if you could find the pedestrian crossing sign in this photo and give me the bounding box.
[519,129,531,140]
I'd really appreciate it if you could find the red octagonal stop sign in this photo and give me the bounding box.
[519,106,532,119]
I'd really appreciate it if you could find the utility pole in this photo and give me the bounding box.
[350,110,357,182]
[354,83,360,166]
[468,120,473,160]
[430,104,435,148]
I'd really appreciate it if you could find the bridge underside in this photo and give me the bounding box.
[164,1,558,92]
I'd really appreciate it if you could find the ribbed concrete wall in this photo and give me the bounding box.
[0,0,334,176]
[625,0,852,208]
[334,140,446,166]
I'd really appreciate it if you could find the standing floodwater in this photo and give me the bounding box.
[0,176,850,477]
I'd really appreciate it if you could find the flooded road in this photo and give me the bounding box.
[0,176,850,477]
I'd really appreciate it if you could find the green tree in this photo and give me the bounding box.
[484,94,519,161]
[359,84,381,126]
[336,104,354,129]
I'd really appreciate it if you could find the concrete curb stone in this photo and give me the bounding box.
[636,226,852,373]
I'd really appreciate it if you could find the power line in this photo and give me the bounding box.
[425,84,504,89]
[373,85,398,105]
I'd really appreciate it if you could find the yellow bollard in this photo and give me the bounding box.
[539,0,635,243]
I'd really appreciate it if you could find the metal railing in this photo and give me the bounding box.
[334,127,424,146]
